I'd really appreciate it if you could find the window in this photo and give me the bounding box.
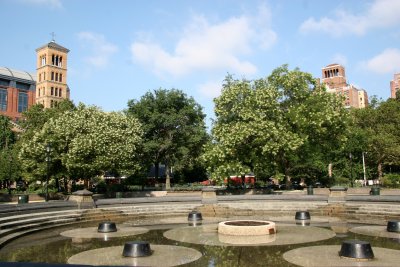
[41,56,46,66]
[38,88,40,97]
[52,54,55,65]
[0,89,7,111]
[55,73,58,82]
[51,72,54,81]
[59,57,63,67]
[55,88,58,97]
[18,91,28,113]
[59,74,62,82]
[51,87,54,95]
[16,82,30,91]
[59,88,62,97]
[51,100,54,108]
[0,78,9,87]
[43,72,46,80]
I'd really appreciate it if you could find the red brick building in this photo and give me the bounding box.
[0,67,36,121]
[321,64,368,109]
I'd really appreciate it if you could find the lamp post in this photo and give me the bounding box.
[8,154,12,194]
[362,152,367,187]
[349,153,353,187]
[45,143,51,202]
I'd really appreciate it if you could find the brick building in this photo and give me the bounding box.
[321,64,368,109]
[0,40,70,121]
[390,73,400,99]
[0,68,36,121]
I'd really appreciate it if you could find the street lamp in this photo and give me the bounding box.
[45,143,51,202]
[362,152,367,187]
[349,153,353,187]
[8,154,12,194]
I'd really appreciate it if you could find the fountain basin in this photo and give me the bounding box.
[218,220,276,236]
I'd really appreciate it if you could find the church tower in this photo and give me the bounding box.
[35,38,70,108]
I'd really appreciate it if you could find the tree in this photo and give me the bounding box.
[18,104,143,189]
[0,115,15,150]
[204,66,348,185]
[353,96,400,181]
[127,89,208,189]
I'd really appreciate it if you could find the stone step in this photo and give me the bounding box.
[0,217,79,239]
[0,209,82,225]
[0,213,82,230]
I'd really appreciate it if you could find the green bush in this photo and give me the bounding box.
[382,174,400,188]
[334,177,350,187]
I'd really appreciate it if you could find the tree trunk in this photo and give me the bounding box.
[378,162,383,182]
[165,161,171,190]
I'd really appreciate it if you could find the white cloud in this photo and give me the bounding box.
[300,0,400,37]
[331,53,348,66]
[198,80,222,99]
[131,5,276,77]
[78,32,118,68]
[363,48,400,74]
[20,0,62,9]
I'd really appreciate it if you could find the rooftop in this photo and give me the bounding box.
[0,67,36,83]
[35,41,69,53]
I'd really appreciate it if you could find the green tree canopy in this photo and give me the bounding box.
[204,65,348,184]
[18,104,143,186]
[127,89,208,189]
[353,96,400,180]
[0,115,15,150]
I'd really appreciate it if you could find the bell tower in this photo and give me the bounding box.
[35,37,70,108]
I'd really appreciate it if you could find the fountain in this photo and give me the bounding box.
[218,220,276,235]
[387,221,400,233]
[97,221,117,233]
[338,240,374,260]
[122,241,152,257]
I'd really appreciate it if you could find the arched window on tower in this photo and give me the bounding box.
[59,57,63,67]
[55,73,58,82]
[52,54,55,65]
[59,74,62,82]
[59,88,62,97]
[51,72,54,81]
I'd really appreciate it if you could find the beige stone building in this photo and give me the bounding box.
[35,40,70,108]
[390,73,400,99]
[321,64,368,109]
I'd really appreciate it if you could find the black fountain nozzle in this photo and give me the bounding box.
[339,240,374,260]
[295,211,311,220]
[97,222,117,233]
[387,221,400,233]
[122,241,152,257]
[188,211,203,221]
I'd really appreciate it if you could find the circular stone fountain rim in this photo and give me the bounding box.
[218,220,276,236]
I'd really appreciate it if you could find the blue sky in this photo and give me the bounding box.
[1,0,400,128]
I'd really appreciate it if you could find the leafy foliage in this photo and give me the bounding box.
[127,89,208,189]
[18,104,143,184]
[204,65,349,184]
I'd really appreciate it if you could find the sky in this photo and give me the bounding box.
[1,0,400,128]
